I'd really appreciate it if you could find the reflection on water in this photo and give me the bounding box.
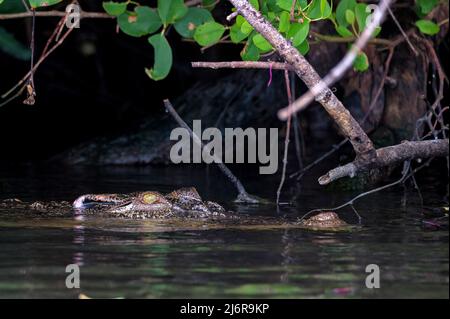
[0,165,448,298]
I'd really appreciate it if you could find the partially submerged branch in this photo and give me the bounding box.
[319,139,449,185]
[276,70,294,205]
[163,99,262,204]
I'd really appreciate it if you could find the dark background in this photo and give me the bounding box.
[0,0,240,162]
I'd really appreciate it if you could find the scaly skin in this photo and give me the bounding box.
[298,212,349,230]
[0,187,228,219]
[0,189,350,230]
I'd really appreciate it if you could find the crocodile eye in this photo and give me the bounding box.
[142,193,157,204]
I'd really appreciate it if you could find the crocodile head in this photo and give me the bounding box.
[298,211,349,230]
[73,187,228,219]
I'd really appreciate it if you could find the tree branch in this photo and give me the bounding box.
[0,10,112,20]
[163,99,262,204]
[277,0,392,119]
[318,139,449,185]
[0,0,204,20]
[191,61,293,70]
[228,0,376,161]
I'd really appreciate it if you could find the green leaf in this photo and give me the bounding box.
[118,6,162,37]
[353,51,369,72]
[193,21,225,46]
[345,9,355,25]
[415,19,440,35]
[276,0,295,11]
[230,15,249,43]
[296,39,309,55]
[336,0,356,27]
[157,0,188,25]
[174,7,213,38]
[241,36,260,61]
[28,0,62,8]
[0,0,27,13]
[288,20,310,46]
[417,0,439,15]
[0,26,30,60]
[102,1,127,16]
[253,34,273,52]
[145,34,172,81]
[336,25,354,37]
[202,0,217,11]
[267,11,277,22]
[241,20,254,35]
[373,26,381,37]
[307,0,332,20]
[249,0,260,10]
[278,11,290,33]
[354,3,369,33]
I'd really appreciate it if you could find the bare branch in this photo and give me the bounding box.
[192,61,293,70]
[1,19,74,105]
[387,6,418,56]
[0,10,112,20]
[228,0,376,161]
[318,139,449,185]
[226,11,239,21]
[276,70,294,205]
[163,99,262,204]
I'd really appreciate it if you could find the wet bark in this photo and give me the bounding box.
[319,139,449,185]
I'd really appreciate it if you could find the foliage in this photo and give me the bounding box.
[29,0,63,9]
[415,19,440,35]
[0,0,444,79]
[414,0,441,36]
[0,27,30,61]
[98,0,385,80]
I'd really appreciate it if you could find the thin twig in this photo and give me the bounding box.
[21,0,31,12]
[0,86,26,108]
[227,11,239,21]
[289,139,349,179]
[298,158,435,222]
[1,23,74,104]
[0,10,112,20]
[311,32,392,46]
[192,61,293,70]
[289,0,297,20]
[163,99,262,204]
[23,9,36,105]
[276,70,294,205]
[200,34,231,52]
[291,76,304,170]
[387,6,418,56]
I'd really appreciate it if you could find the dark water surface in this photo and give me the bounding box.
[0,165,448,298]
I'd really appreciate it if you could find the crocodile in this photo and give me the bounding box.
[0,187,351,230]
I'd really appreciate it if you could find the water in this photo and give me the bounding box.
[0,165,448,298]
